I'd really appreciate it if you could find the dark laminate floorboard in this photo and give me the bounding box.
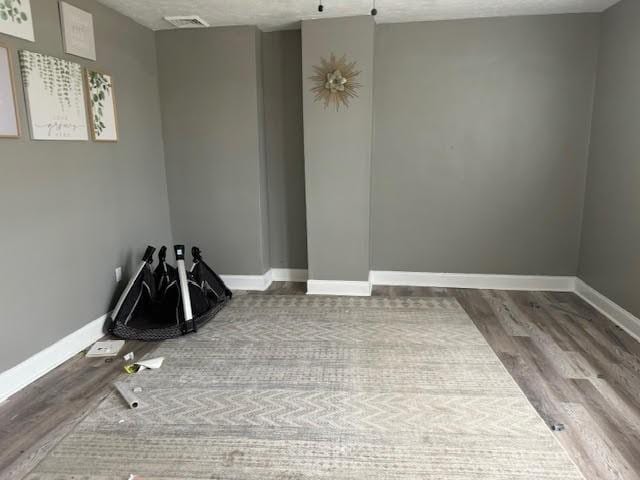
[0,339,160,479]
[571,379,640,471]
[1,283,639,479]
[547,307,640,415]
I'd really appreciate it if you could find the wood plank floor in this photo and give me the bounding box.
[1,283,639,479]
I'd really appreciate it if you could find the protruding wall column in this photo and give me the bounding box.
[157,27,270,278]
[301,16,375,295]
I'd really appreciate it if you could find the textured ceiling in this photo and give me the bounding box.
[97,0,620,31]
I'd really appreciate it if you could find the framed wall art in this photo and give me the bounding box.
[0,44,19,137]
[19,50,88,140]
[0,0,34,42]
[60,1,96,61]
[86,69,117,141]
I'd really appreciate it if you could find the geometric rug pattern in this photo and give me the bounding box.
[28,295,583,479]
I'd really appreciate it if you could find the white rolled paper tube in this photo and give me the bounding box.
[114,381,140,409]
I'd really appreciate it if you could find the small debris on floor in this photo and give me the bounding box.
[551,423,566,432]
[124,364,141,374]
[132,386,143,393]
[124,357,165,374]
[123,352,135,362]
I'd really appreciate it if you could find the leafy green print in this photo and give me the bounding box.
[19,51,82,110]
[88,71,111,136]
[0,0,28,23]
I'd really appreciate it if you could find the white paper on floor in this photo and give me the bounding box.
[135,357,164,371]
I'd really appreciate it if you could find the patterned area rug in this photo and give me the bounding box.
[28,295,582,479]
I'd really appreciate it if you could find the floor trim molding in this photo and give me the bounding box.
[370,270,575,291]
[574,278,640,343]
[222,269,308,291]
[221,271,273,291]
[4,272,637,404]
[0,313,108,403]
[271,268,308,282]
[307,279,372,296]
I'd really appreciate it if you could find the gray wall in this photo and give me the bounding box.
[302,16,375,281]
[156,26,270,276]
[261,30,307,269]
[578,0,640,316]
[0,0,172,371]
[371,15,600,275]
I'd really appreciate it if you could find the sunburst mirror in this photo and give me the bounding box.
[309,53,362,110]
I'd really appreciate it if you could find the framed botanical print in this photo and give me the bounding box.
[19,50,89,140]
[86,69,118,142]
[0,0,34,42]
[0,44,19,138]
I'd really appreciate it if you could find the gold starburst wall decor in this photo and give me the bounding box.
[310,53,362,110]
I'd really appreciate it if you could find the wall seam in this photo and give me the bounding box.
[574,13,604,278]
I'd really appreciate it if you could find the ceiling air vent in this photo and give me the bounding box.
[164,15,210,28]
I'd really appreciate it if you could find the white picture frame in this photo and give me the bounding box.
[59,1,96,61]
[86,69,118,142]
[0,44,20,138]
[0,0,34,42]
[18,50,89,141]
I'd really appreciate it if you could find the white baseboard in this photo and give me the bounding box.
[574,278,640,343]
[3,272,635,405]
[221,270,273,291]
[307,279,372,296]
[222,268,308,291]
[0,313,108,403]
[370,270,575,292]
[305,271,574,296]
[271,268,308,282]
